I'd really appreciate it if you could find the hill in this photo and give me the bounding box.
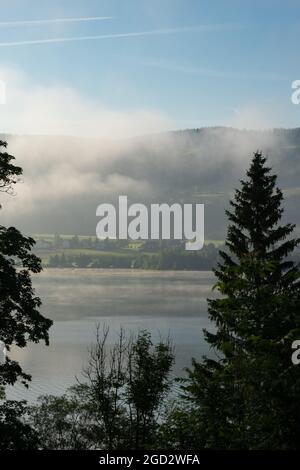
[1,127,300,239]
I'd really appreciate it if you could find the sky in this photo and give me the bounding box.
[0,0,299,137]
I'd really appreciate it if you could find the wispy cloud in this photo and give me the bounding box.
[136,58,288,82]
[137,59,229,79]
[0,27,198,47]
[0,16,114,27]
[0,24,245,48]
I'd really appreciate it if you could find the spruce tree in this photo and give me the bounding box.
[185,152,300,449]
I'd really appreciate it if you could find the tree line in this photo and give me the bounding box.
[47,243,221,270]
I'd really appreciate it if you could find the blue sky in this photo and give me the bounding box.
[0,0,299,135]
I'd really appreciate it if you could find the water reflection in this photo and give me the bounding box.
[8,269,217,401]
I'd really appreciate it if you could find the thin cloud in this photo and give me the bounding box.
[136,58,288,82]
[137,59,229,79]
[0,24,245,48]
[0,28,197,47]
[0,16,114,27]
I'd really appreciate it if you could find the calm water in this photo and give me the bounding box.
[8,269,216,401]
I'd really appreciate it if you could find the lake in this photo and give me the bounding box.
[8,269,216,402]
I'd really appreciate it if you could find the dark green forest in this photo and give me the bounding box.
[46,243,221,270]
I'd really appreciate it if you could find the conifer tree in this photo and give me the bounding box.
[185,152,300,449]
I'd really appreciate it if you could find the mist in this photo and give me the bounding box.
[1,127,300,240]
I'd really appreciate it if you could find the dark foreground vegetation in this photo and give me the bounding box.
[1,142,300,449]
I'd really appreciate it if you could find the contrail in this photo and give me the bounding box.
[0,28,194,47]
[0,25,237,47]
[0,16,114,27]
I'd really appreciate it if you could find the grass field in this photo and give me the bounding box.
[34,248,136,265]
[32,234,224,246]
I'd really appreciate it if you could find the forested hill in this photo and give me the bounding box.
[1,127,300,239]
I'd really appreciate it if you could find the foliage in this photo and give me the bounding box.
[0,400,38,449]
[179,152,300,449]
[0,140,52,448]
[29,327,174,449]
